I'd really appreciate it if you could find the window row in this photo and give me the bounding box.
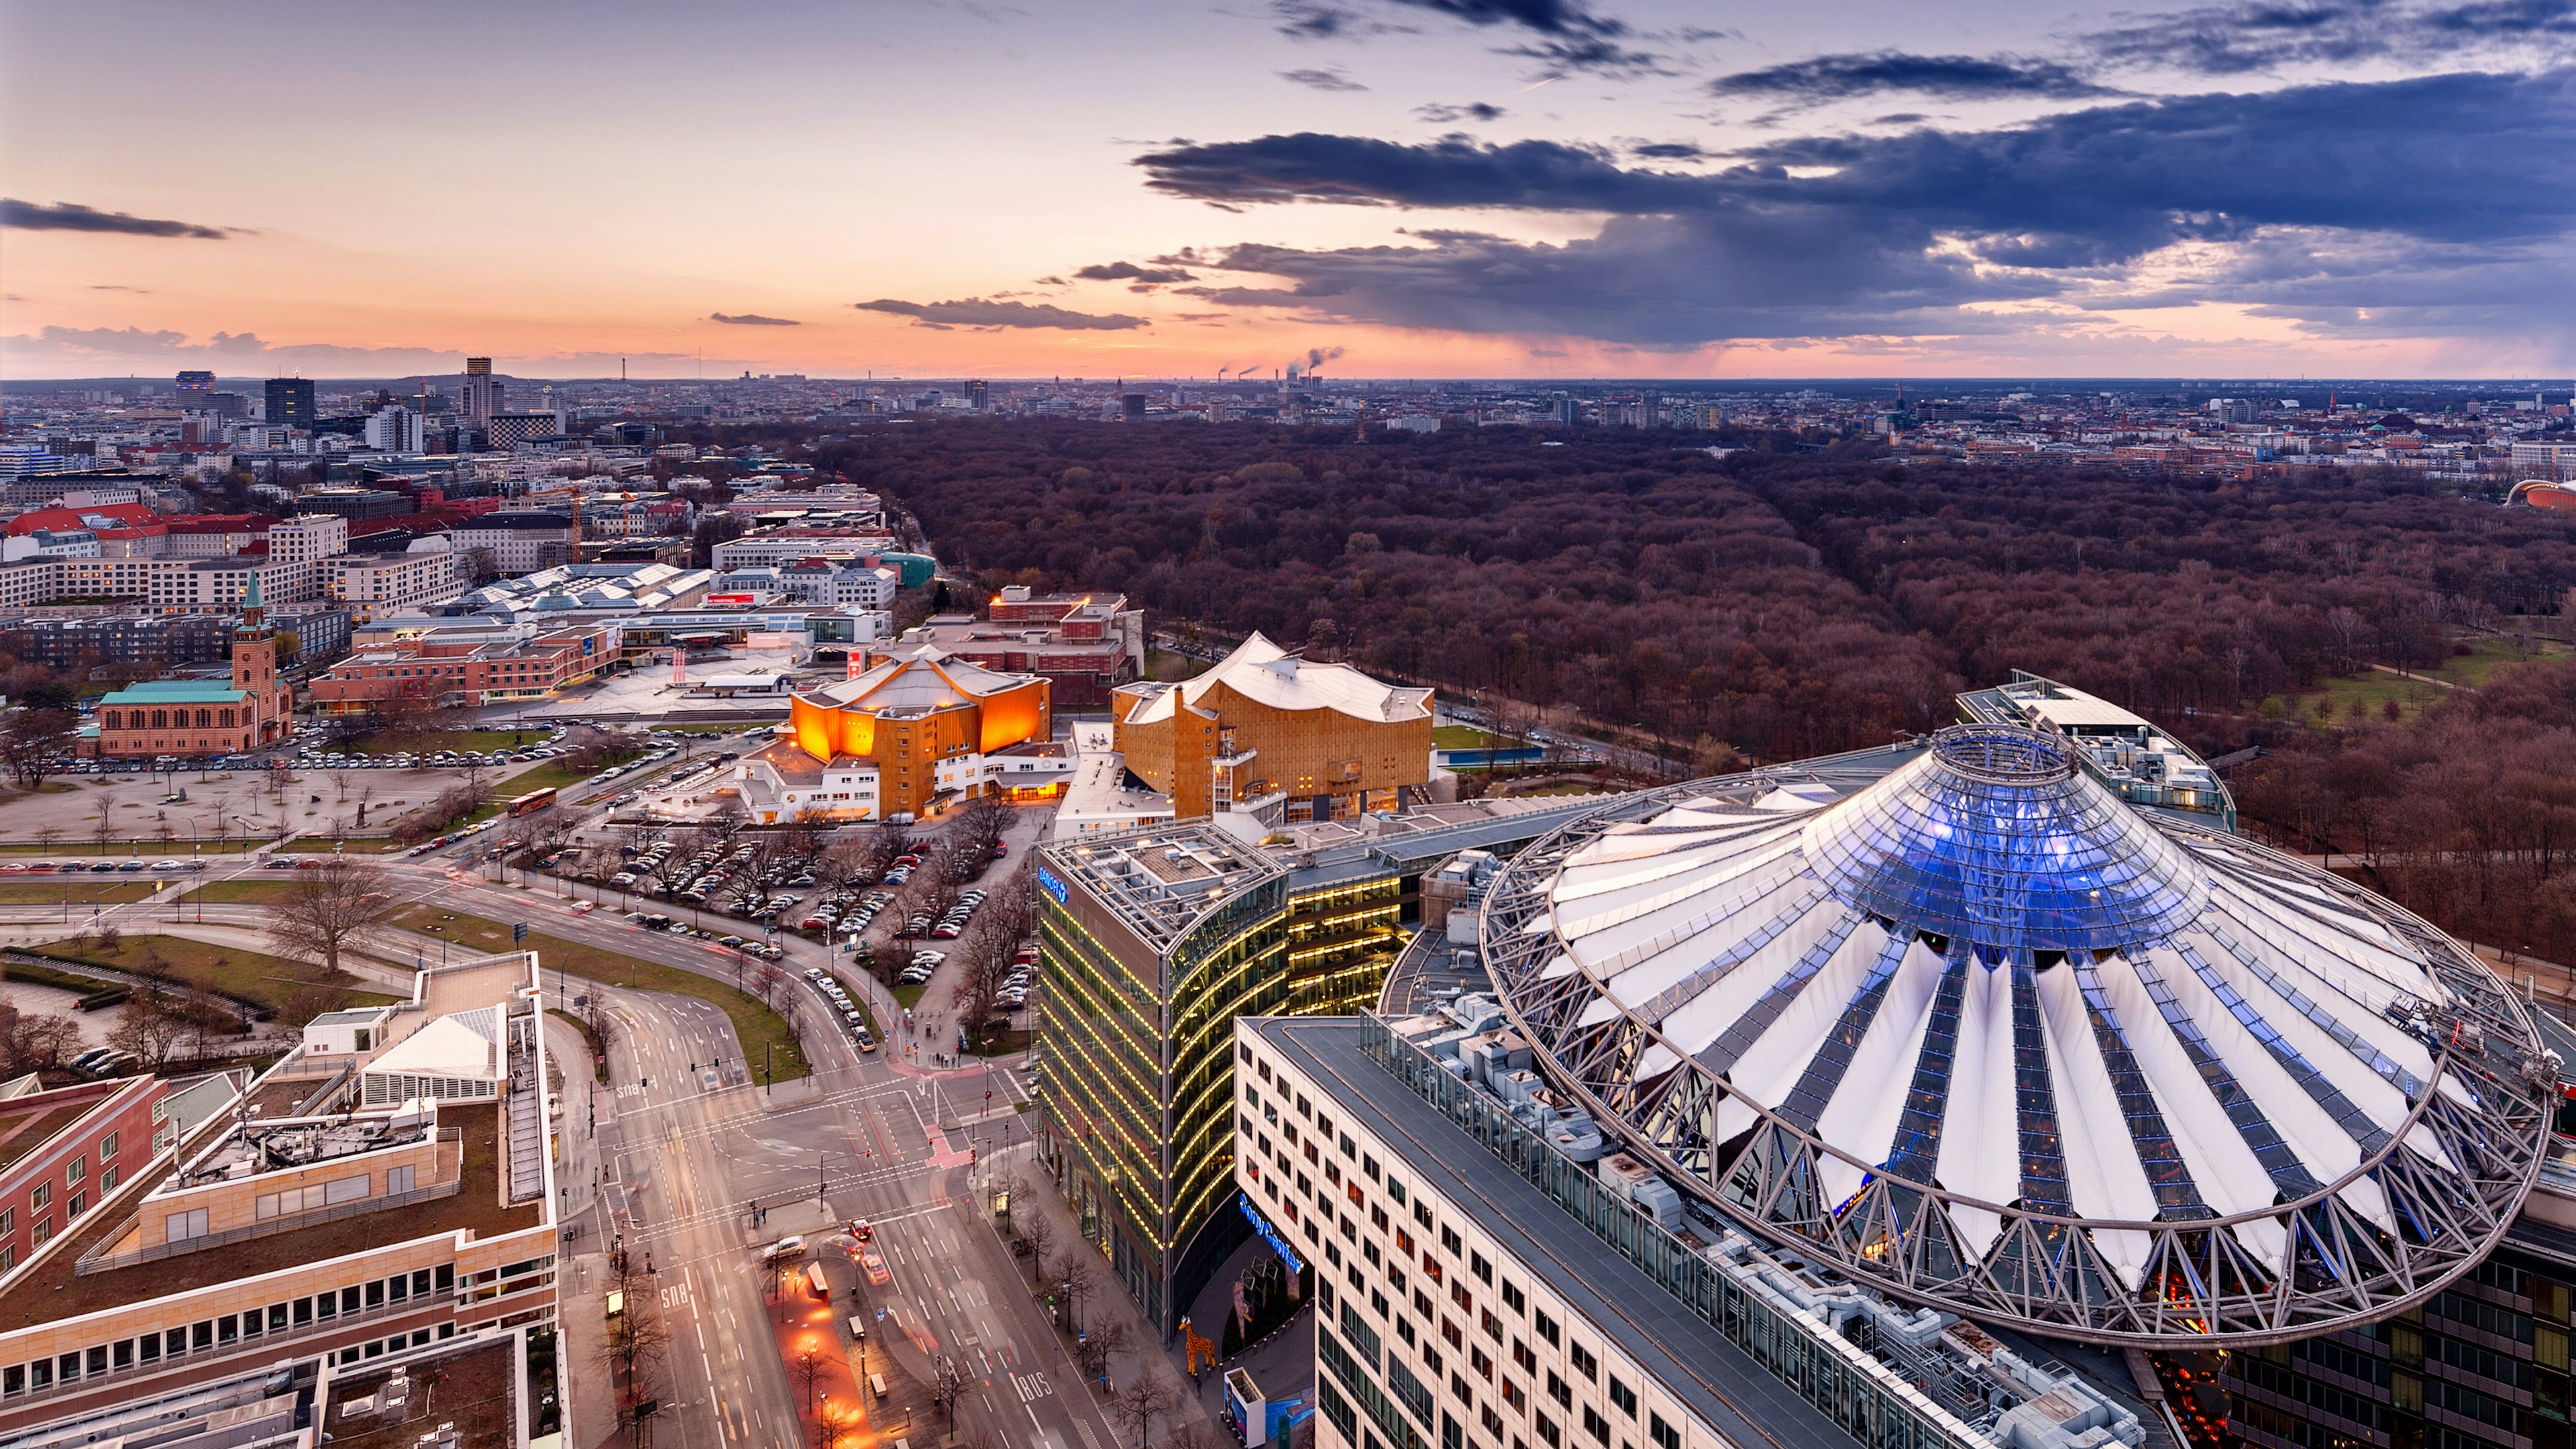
[0,1263,455,1399]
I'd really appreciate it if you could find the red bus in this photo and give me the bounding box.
[507,788,559,817]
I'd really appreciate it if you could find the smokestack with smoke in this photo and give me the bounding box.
[1304,346,1346,370]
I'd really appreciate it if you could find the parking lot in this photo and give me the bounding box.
[0,722,606,847]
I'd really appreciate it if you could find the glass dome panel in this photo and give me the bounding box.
[1803,726,2210,952]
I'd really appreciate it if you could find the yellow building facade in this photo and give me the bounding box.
[1110,633,1434,822]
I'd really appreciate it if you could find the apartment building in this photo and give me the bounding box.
[0,1078,170,1279]
[325,542,466,621]
[1,515,358,613]
[1237,1017,2151,1449]
[308,621,617,714]
[710,527,901,572]
[879,587,1143,707]
[451,512,577,574]
[0,953,560,1445]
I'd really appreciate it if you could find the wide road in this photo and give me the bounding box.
[0,796,1100,1449]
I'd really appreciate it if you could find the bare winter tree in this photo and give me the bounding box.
[267,857,397,977]
[929,1354,971,1425]
[593,1249,671,1444]
[109,990,189,1071]
[1109,1346,1175,1445]
[1,708,76,790]
[1016,1199,1056,1283]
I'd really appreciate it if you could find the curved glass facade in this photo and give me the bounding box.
[1805,728,2209,953]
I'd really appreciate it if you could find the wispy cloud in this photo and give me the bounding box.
[1269,0,1662,75]
[1280,66,1369,91]
[853,297,1150,331]
[1708,52,2119,107]
[1075,261,1199,284]
[0,200,233,239]
[708,312,801,325]
[1415,101,1507,122]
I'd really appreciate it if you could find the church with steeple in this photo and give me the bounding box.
[91,577,297,759]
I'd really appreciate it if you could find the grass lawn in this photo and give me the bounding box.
[495,759,602,796]
[2269,670,2450,728]
[547,1007,609,1081]
[1432,724,1524,749]
[388,904,810,1083]
[182,879,305,903]
[279,836,408,853]
[2423,635,2571,688]
[965,1025,1032,1057]
[0,881,159,904]
[32,933,396,1012]
[894,982,927,1010]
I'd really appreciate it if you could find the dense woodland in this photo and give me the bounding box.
[785,420,2576,966]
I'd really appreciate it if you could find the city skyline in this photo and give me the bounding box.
[10,0,2576,380]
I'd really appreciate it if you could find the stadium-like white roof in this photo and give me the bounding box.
[1122,633,1432,726]
[1482,725,2553,1345]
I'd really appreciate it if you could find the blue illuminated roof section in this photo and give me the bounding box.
[1804,726,2210,953]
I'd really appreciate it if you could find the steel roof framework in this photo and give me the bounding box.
[1479,745,2557,1347]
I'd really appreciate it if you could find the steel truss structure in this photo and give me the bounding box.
[1479,732,2557,1346]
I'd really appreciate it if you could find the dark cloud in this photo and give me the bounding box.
[853,297,1149,331]
[1145,69,2576,343]
[1414,101,1507,122]
[1395,0,1609,29]
[1,199,230,239]
[2080,0,2576,74]
[1709,52,2118,105]
[708,313,800,326]
[1137,133,1697,209]
[1280,66,1369,91]
[1269,0,1660,75]
[1628,140,1711,160]
[1075,262,1199,284]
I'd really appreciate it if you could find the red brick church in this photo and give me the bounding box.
[91,580,295,759]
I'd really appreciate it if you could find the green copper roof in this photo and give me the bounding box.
[101,681,249,705]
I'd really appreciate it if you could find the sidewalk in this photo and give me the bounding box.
[987,1138,1217,1435]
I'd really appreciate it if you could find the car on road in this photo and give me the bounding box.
[761,1235,806,1265]
[859,1244,890,1285]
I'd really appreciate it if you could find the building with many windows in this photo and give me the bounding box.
[1239,1015,2157,1449]
[876,587,1143,708]
[0,1077,169,1281]
[323,540,466,620]
[1034,806,1607,1332]
[307,621,619,714]
[0,952,560,1445]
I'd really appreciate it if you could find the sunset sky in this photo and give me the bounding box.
[7,0,2576,380]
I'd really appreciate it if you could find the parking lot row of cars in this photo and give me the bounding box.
[0,859,209,874]
[800,967,879,1051]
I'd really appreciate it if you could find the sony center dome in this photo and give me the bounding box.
[1480,724,2556,1345]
